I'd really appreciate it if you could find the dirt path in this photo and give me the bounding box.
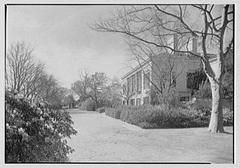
[67,109,233,163]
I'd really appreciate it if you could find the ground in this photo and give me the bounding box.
[66,109,233,163]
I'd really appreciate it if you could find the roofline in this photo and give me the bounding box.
[121,59,150,80]
[121,53,217,80]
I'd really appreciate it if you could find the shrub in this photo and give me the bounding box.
[5,91,77,162]
[223,108,233,126]
[105,107,122,119]
[105,100,233,129]
[79,98,96,111]
[114,105,199,128]
[107,104,233,129]
[188,99,212,116]
[96,107,105,113]
[194,80,212,99]
[150,89,182,108]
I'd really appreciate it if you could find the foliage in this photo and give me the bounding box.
[105,108,122,119]
[96,107,105,113]
[63,94,76,108]
[223,108,233,126]
[6,42,45,100]
[222,50,233,99]
[188,99,212,116]
[194,80,212,99]
[79,98,96,111]
[5,91,77,162]
[150,88,181,108]
[103,78,122,108]
[186,69,207,90]
[72,72,122,109]
[105,104,233,129]
[6,42,71,109]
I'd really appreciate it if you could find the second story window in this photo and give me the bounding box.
[136,70,142,94]
[144,71,150,89]
[127,77,131,93]
[132,74,136,93]
[171,72,176,88]
[186,70,206,90]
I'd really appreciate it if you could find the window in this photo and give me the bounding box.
[180,96,189,102]
[144,72,150,89]
[132,74,136,93]
[137,71,142,94]
[130,99,135,105]
[187,73,196,89]
[136,98,141,106]
[143,96,150,104]
[171,72,176,88]
[186,70,207,90]
[127,77,131,93]
[123,100,125,105]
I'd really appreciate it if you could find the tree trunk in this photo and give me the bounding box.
[208,77,224,133]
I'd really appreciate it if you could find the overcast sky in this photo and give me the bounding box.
[7,5,131,88]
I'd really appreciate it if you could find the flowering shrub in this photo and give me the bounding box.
[5,91,77,162]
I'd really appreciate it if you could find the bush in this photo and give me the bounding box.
[105,104,233,129]
[188,99,212,116]
[223,108,233,126]
[150,89,182,108]
[79,98,96,111]
[194,80,212,99]
[96,107,105,113]
[5,91,77,162]
[105,107,122,119]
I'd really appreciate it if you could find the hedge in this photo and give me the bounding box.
[105,104,233,129]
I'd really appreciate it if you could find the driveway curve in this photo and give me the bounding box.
[66,109,233,163]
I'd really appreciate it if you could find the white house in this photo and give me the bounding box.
[121,36,217,105]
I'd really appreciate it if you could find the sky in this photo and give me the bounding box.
[7,5,132,88]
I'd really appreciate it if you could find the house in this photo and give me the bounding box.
[121,37,216,106]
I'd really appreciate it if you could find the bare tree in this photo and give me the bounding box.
[88,72,108,107]
[120,83,134,105]
[71,72,108,108]
[92,5,233,133]
[6,42,45,100]
[71,71,91,102]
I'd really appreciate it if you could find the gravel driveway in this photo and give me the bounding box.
[66,109,233,163]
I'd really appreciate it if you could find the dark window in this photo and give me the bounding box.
[130,99,135,105]
[180,96,189,102]
[136,98,141,106]
[127,77,131,93]
[143,96,150,104]
[171,72,176,88]
[187,70,206,90]
[137,71,142,94]
[132,74,136,93]
[144,72,150,89]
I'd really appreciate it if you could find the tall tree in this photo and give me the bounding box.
[88,72,108,107]
[6,42,45,100]
[93,5,233,133]
[71,72,108,108]
[71,71,91,102]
